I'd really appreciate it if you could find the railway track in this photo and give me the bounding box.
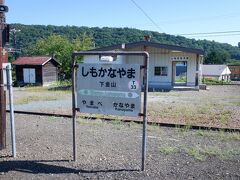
[6,110,240,133]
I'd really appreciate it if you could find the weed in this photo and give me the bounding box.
[203,78,231,85]
[196,130,240,141]
[230,101,240,106]
[203,146,223,157]
[160,146,179,155]
[51,80,72,87]
[184,145,240,161]
[201,146,240,160]
[176,124,192,135]
[93,114,105,120]
[14,95,58,105]
[226,149,240,158]
[77,118,103,126]
[227,95,240,100]
[148,123,161,132]
[128,121,140,129]
[23,86,49,92]
[48,116,58,121]
[111,118,123,126]
[110,117,124,130]
[185,147,206,161]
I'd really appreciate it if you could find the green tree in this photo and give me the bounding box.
[10,24,240,64]
[73,33,93,51]
[33,34,92,79]
[204,50,230,64]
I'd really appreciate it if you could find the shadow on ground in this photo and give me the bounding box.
[0,160,138,174]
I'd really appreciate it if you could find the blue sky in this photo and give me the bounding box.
[6,0,240,46]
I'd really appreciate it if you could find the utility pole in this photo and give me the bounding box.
[10,28,20,60]
[0,0,9,150]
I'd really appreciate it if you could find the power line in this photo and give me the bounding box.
[178,30,240,36]
[129,0,164,33]
[184,33,240,38]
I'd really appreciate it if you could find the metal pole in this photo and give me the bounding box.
[141,54,149,171]
[71,55,77,161]
[13,31,17,60]
[6,64,16,157]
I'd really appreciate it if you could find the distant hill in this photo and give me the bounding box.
[10,23,240,63]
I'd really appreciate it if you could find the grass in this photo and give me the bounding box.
[16,82,72,93]
[175,124,192,136]
[77,118,103,126]
[110,118,124,130]
[226,95,240,100]
[111,119,123,126]
[159,144,239,161]
[196,130,240,141]
[50,80,72,87]
[14,85,72,104]
[48,116,58,121]
[20,86,49,92]
[148,123,161,132]
[175,75,187,83]
[202,78,231,85]
[14,95,58,105]
[149,100,234,127]
[151,92,181,97]
[160,146,179,155]
[184,146,240,161]
[185,147,206,161]
[230,101,240,106]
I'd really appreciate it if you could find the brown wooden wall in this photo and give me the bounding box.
[229,65,240,80]
[42,60,58,85]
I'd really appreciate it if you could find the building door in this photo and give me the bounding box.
[172,61,187,86]
[23,68,36,83]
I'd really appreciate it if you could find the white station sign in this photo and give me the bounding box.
[77,63,141,117]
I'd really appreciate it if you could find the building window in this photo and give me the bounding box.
[154,66,168,76]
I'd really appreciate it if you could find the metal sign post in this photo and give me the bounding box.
[5,64,16,157]
[72,51,149,171]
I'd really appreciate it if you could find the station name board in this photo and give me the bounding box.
[77,63,141,117]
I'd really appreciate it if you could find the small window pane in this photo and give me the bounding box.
[154,66,168,76]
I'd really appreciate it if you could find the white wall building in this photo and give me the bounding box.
[84,41,204,90]
[201,64,231,81]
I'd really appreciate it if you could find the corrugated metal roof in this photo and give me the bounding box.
[201,64,231,76]
[12,56,59,66]
[90,41,204,55]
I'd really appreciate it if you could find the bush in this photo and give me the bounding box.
[202,78,230,85]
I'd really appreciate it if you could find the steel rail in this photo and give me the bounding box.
[6,110,240,133]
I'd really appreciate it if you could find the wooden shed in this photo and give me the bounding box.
[228,65,240,81]
[12,56,60,86]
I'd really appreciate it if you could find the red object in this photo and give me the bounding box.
[0,47,8,69]
[12,56,54,66]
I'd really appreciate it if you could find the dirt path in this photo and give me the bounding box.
[0,114,239,179]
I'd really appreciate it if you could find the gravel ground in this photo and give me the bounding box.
[0,114,240,179]
[148,85,240,129]
[8,85,240,129]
